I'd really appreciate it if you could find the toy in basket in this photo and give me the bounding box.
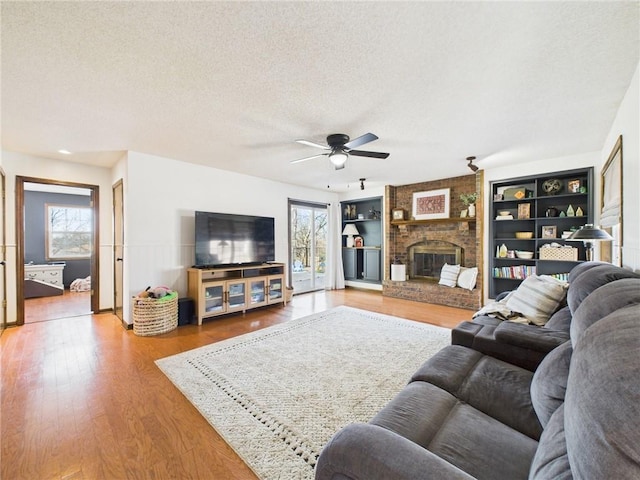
[133,286,178,336]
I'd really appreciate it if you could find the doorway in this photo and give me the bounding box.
[15,176,100,325]
[0,167,6,333]
[289,200,328,294]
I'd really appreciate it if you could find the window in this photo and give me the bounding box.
[46,204,92,259]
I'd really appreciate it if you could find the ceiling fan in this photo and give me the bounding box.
[291,133,389,170]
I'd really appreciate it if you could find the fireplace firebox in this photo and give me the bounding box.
[409,241,463,281]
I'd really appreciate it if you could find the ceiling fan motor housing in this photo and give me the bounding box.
[327,134,350,148]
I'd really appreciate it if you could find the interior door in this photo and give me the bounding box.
[0,167,6,332]
[113,180,124,322]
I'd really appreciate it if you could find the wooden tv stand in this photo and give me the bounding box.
[187,263,286,325]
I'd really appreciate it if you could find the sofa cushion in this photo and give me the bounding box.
[505,275,569,325]
[566,264,639,314]
[427,403,538,480]
[371,382,538,480]
[472,325,548,372]
[411,345,484,395]
[494,322,569,352]
[315,423,475,480]
[570,278,640,346]
[450,321,483,348]
[566,260,609,283]
[543,305,571,331]
[412,345,542,440]
[528,403,572,479]
[565,306,640,478]
[371,381,458,448]
[530,341,572,428]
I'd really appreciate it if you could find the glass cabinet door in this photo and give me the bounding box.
[226,280,247,312]
[268,276,283,303]
[203,283,225,315]
[248,278,267,307]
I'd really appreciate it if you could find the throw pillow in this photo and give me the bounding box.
[438,263,461,288]
[457,267,478,290]
[505,275,569,325]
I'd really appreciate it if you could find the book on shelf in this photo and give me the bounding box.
[493,265,537,279]
[495,215,514,220]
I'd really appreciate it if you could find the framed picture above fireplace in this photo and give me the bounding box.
[412,188,450,220]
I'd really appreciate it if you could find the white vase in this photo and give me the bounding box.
[468,204,476,217]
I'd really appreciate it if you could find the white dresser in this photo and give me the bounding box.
[24,263,65,298]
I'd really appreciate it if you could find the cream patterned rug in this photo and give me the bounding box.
[155,306,451,479]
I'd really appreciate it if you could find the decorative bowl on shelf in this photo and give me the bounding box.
[515,250,534,259]
[515,231,533,239]
[499,210,510,216]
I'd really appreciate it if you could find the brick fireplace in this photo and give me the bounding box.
[383,173,483,310]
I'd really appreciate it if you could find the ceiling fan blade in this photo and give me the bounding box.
[290,153,328,164]
[344,132,378,149]
[348,150,390,159]
[295,139,330,150]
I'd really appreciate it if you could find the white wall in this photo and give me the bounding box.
[600,63,639,270]
[1,151,115,322]
[122,151,338,324]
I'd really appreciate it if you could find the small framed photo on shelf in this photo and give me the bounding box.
[568,179,581,193]
[541,225,557,239]
[392,208,405,221]
[517,203,531,219]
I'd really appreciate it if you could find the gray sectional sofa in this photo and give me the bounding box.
[316,263,640,479]
[451,261,638,370]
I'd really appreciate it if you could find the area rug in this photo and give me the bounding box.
[155,306,451,479]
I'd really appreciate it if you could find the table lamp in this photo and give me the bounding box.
[342,224,359,248]
[567,224,613,261]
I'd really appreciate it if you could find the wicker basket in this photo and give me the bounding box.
[539,247,578,261]
[133,292,178,336]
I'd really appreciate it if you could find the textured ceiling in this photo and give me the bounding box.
[2,2,639,192]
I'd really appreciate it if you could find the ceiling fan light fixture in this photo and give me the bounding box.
[329,151,348,167]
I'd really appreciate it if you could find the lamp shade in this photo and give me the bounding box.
[567,224,613,241]
[342,224,359,236]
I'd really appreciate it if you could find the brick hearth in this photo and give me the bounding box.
[383,173,484,310]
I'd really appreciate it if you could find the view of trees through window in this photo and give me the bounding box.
[46,204,92,259]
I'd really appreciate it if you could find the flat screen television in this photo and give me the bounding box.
[194,211,275,268]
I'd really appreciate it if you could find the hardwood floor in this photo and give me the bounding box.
[1,288,473,480]
[25,290,92,323]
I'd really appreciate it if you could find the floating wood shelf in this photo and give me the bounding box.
[391,217,477,226]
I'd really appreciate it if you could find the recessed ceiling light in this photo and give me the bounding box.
[58,149,72,155]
